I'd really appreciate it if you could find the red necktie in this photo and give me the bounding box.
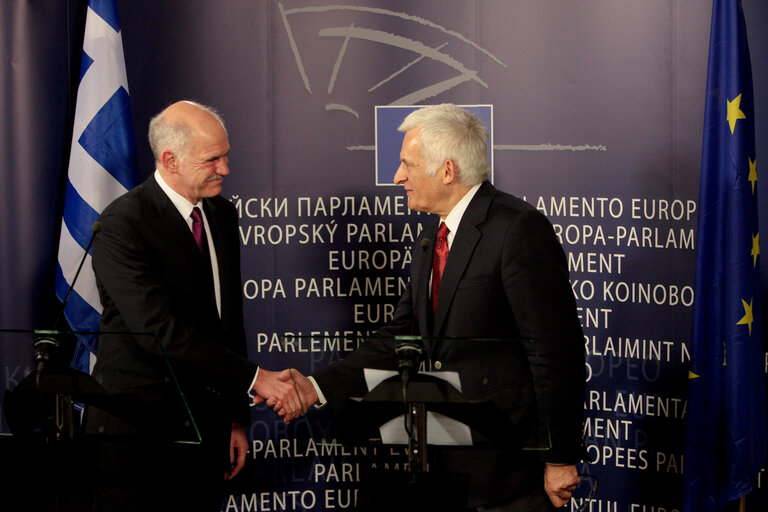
[432,223,450,316]
[191,207,207,255]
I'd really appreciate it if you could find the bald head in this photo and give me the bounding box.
[148,101,227,163]
[150,101,231,204]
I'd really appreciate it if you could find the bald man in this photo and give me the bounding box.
[87,101,298,511]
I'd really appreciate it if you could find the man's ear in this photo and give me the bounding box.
[160,149,177,173]
[441,159,458,184]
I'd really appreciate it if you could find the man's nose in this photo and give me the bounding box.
[393,164,406,184]
[218,157,230,175]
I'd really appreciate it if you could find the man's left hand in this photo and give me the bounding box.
[225,423,248,480]
[544,463,580,508]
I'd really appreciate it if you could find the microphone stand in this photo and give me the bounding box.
[394,340,428,476]
[33,334,75,442]
[36,221,101,443]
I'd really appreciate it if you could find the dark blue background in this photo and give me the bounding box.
[1,1,767,510]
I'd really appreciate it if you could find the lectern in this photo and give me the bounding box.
[318,335,553,512]
[1,328,199,512]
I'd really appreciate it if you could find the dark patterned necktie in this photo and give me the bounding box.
[191,207,207,255]
[431,222,450,317]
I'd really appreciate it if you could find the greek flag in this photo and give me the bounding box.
[683,1,765,510]
[56,0,138,373]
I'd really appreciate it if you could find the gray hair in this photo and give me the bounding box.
[398,103,489,186]
[148,101,226,162]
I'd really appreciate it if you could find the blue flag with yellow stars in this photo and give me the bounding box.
[683,1,765,511]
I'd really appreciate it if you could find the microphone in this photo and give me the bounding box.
[394,339,425,443]
[37,222,102,385]
[53,221,101,330]
[394,339,424,386]
[420,238,431,251]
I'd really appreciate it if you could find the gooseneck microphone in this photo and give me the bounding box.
[394,339,425,424]
[36,222,102,386]
[394,340,424,385]
[53,221,102,330]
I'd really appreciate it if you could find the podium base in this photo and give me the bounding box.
[357,469,470,512]
[0,435,97,512]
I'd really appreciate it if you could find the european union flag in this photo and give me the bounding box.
[684,1,765,510]
[56,0,138,373]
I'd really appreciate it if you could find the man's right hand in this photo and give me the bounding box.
[251,369,302,419]
[280,369,319,423]
[253,369,319,423]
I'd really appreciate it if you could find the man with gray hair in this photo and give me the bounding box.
[87,100,301,511]
[289,104,586,511]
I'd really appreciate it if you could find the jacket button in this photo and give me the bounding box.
[434,361,442,370]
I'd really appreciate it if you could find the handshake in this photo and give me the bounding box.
[251,368,320,423]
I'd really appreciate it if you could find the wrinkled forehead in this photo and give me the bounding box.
[400,128,423,160]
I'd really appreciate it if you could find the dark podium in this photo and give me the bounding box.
[1,328,200,512]
[317,335,553,512]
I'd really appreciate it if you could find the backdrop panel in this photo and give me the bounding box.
[2,1,767,511]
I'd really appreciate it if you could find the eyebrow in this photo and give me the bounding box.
[205,150,231,162]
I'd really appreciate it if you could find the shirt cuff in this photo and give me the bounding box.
[247,367,259,396]
[308,376,327,406]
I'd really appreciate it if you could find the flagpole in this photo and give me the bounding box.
[739,496,746,512]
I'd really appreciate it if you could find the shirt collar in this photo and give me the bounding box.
[441,183,481,243]
[154,169,204,221]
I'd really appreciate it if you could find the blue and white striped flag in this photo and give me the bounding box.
[56,0,138,374]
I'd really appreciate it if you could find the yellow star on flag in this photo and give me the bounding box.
[748,157,757,194]
[753,232,760,268]
[736,298,754,336]
[727,93,747,134]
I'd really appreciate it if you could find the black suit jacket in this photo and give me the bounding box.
[314,182,585,507]
[87,175,256,465]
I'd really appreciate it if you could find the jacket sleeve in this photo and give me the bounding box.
[501,208,586,463]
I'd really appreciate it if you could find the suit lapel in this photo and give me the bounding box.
[143,177,199,255]
[203,198,228,319]
[143,177,219,317]
[433,182,495,335]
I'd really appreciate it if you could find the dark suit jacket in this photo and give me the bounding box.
[86,175,257,470]
[314,181,585,507]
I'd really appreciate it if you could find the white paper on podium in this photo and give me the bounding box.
[363,368,473,446]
